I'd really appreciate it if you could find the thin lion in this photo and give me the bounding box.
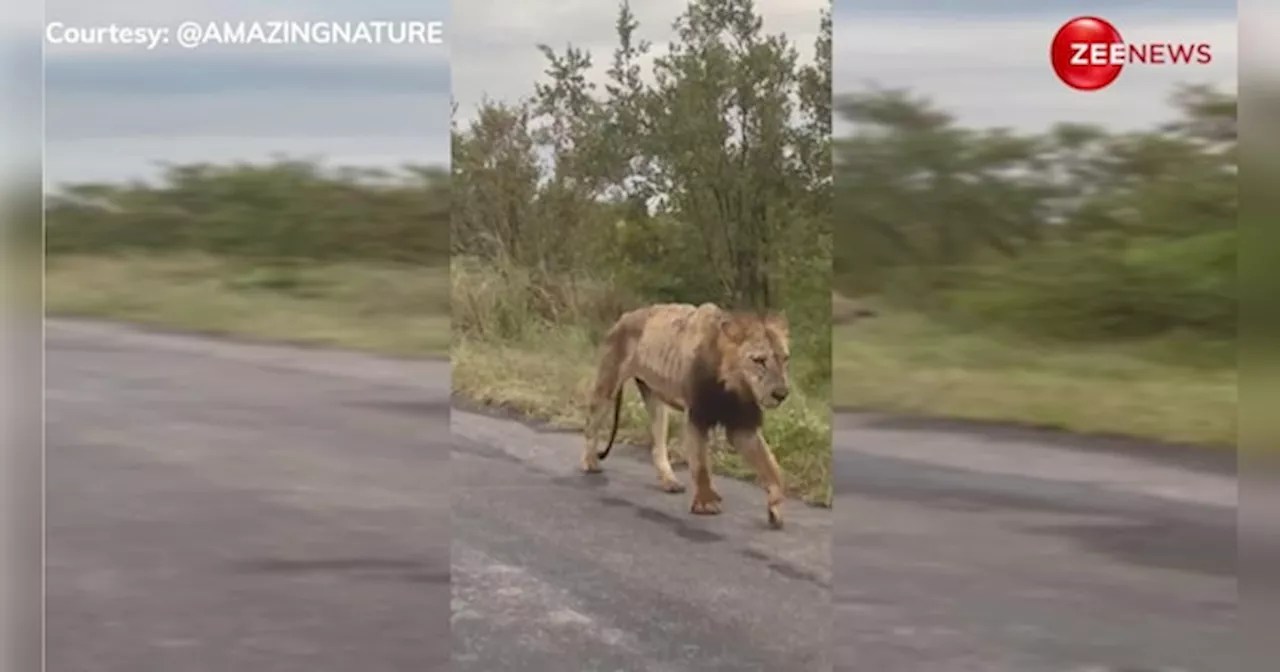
[581,302,792,529]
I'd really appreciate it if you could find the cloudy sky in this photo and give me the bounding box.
[834,0,1237,133]
[451,0,826,125]
[42,0,449,187]
[30,0,1245,188]
[1,4,41,190]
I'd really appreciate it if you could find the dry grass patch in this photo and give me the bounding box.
[45,254,450,356]
[833,311,1236,448]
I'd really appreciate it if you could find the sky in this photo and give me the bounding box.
[0,3,41,192]
[26,1,1246,188]
[451,0,827,126]
[40,0,450,187]
[834,0,1238,133]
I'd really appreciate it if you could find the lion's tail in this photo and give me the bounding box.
[597,384,625,460]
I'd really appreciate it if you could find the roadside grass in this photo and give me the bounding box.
[46,254,1238,496]
[450,259,833,506]
[832,307,1237,448]
[45,254,451,356]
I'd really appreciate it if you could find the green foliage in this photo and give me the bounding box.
[944,231,1236,340]
[452,0,833,385]
[46,160,450,264]
[834,83,1237,342]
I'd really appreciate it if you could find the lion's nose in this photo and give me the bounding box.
[772,388,789,403]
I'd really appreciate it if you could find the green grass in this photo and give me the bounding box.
[452,328,833,505]
[45,253,451,356]
[832,310,1237,448]
[455,327,834,506]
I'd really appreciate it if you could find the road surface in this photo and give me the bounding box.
[47,320,452,672]
[833,413,1238,672]
[48,319,1239,671]
[450,409,832,671]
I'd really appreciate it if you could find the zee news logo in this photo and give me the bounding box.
[1050,16,1213,91]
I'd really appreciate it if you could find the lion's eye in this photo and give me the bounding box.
[752,355,768,366]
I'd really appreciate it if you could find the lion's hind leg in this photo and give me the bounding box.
[635,380,685,493]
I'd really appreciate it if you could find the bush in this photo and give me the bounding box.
[943,232,1236,341]
[450,256,639,343]
[46,161,450,265]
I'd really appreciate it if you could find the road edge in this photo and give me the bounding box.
[834,407,1236,477]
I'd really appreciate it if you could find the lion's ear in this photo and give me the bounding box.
[764,311,789,336]
[719,314,746,343]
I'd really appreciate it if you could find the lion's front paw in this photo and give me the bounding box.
[581,457,603,474]
[690,488,723,515]
[766,488,784,529]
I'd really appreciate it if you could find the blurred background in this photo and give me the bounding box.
[35,2,453,671]
[1241,0,1278,667]
[2,2,44,672]
[832,1,1237,449]
[829,2,1243,670]
[43,1,450,353]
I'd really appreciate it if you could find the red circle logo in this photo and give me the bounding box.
[1051,16,1124,91]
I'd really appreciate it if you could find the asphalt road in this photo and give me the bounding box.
[450,408,832,672]
[47,319,1240,672]
[46,320,452,672]
[832,413,1238,672]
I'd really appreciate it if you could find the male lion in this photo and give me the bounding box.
[581,302,792,529]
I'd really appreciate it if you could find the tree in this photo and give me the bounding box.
[833,82,1237,340]
[453,0,831,318]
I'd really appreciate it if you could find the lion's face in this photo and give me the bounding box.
[719,312,791,409]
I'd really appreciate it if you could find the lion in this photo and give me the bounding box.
[580,302,792,529]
